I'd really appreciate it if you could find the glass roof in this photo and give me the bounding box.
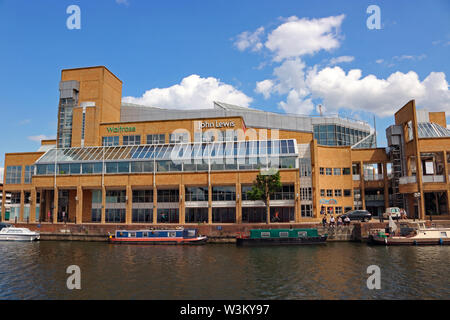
[418,122,450,138]
[36,140,298,164]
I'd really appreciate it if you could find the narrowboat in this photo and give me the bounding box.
[236,228,327,246]
[369,222,450,245]
[108,228,207,244]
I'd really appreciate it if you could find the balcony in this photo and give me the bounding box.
[364,174,384,181]
[422,175,445,183]
[399,176,417,185]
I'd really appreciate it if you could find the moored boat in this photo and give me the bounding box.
[369,222,450,245]
[108,228,207,244]
[236,228,327,246]
[0,225,40,241]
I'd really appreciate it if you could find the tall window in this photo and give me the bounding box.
[301,204,313,217]
[6,166,22,184]
[157,208,179,223]
[102,136,119,146]
[299,158,311,176]
[185,208,208,223]
[123,135,141,146]
[300,187,312,201]
[132,190,153,203]
[272,185,294,200]
[24,165,34,184]
[157,189,179,202]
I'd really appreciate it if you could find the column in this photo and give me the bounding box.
[76,186,83,224]
[295,174,300,222]
[126,185,132,224]
[179,184,184,224]
[383,162,389,210]
[236,182,242,224]
[19,190,25,223]
[30,188,37,223]
[208,184,212,224]
[153,186,157,224]
[1,188,6,221]
[53,188,58,223]
[360,161,366,210]
[101,186,106,224]
[443,151,449,184]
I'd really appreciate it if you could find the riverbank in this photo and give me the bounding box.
[10,220,450,243]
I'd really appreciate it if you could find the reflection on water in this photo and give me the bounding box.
[0,241,449,299]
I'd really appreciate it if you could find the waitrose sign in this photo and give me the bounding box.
[106,126,136,133]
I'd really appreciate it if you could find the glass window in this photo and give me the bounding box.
[123,135,141,146]
[333,168,341,175]
[326,189,333,197]
[24,165,34,184]
[342,168,351,175]
[320,167,324,175]
[334,189,342,197]
[185,187,208,202]
[102,136,119,146]
[157,208,179,223]
[212,207,236,223]
[132,209,152,223]
[147,134,165,144]
[106,190,126,203]
[157,189,179,203]
[212,186,236,201]
[320,189,325,197]
[344,189,352,197]
[5,166,22,184]
[326,168,332,175]
[132,190,153,203]
[105,208,125,223]
[301,204,313,217]
[185,208,208,223]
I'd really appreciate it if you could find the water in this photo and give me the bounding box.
[0,241,449,300]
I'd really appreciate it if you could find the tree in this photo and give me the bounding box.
[246,169,282,224]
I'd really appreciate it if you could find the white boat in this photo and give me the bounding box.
[0,226,40,241]
[369,221,450,245]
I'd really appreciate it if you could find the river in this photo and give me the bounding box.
[0,241,449,299]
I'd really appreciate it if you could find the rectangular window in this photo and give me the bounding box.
[299,158,311,176]
[132,209,152,223]
[132,190,153,203]
[185,187,208,202]
[212,207,236,223]
[157,208,179,223]
[335,207,342,215]
[320,167,324,175]
[300,187,312,201]
[334,189,342,197]
[24,165,34,184]
[212,186,236,201]
[102,136,119,146]
[333,168,341,175]
[326,168,332,175]
[320,189,325,197]
[169,132,189,143]
[185,208,208,223]
[326,189,333,197]
[105,209,125,223]
[147,134,165,144]
[123,135,141,146]
[5,166,22,184]
[343,168,351,175]
[301,204,313,217]
[272,185,295,200]
[106,190,126,203]
[344,189,352,197]
[10,192,21,204]
[157,189,179,203]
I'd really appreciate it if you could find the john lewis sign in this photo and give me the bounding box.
[199,120,235,129]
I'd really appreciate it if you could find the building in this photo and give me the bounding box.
[1,66,449,225]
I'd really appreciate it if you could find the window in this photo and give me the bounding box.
[132,209,152,223]
[335,207,342,215]
[147,134,165,144]
[344,189,352,197]
[300,187,312,201]
[301,204,313,217]
[157,189,179,203]
[24,165,34,184]
[123,135,141,146]
[272,185,294,200]
[5,166,22,184]
[241,185,253,201]
[132,190,153,203]
[105,209,125,223]
[320,167,324,175]
[157,208,179,223]
[185,187,208,202]
[261,232,270,238]
[242,207,266,223]
[326,168,332,176]
[102,136,119,146]
[91,209,101,222]
[212,186,236,201]
[185,208,208,223]
[212,207,236,223]
[299,158,311,176]
[334,189,342,197]
[326,189,333,197]
[343,168,351,175]
[320,189,325,197]
[10,192,21,204]
[333,168,341,175]
[106,190,126,203]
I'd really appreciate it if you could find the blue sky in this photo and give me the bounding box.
[0,0,449,178]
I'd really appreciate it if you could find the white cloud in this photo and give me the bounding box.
[116,0,129,6]
[375,59,384,64]
[329,56,354,65]
[255,80,274,99]
[278,90,314,115]
[28,135,56,142]
[123,74,252,109]
[393,54,426,61]
[306,67,450,117]
[265,15,345,61]
[234,27,265,52]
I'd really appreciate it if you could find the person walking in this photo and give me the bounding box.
[329,215,335,229]
[322,215,327,227]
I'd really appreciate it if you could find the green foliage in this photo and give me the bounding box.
[246,171,282,203]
